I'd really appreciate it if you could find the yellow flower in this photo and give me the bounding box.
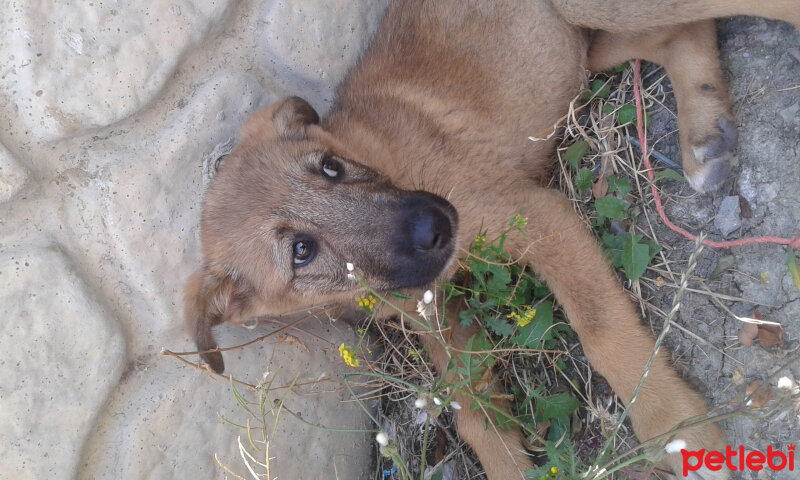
[550,466,558,476]
[511,214,528,228]
[510,307,537,327]
[356,294,377,311]
[408,348,422,363]
[338,343,360,368]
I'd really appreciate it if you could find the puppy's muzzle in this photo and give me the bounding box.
[387,190,458,287]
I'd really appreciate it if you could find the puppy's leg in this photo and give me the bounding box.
[497,187,726,478]
[551,0,800,31]
[419,312,533,480]
[590,21,736,192]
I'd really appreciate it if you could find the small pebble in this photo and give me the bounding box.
[778,102,799,125]
[714,196,741,237]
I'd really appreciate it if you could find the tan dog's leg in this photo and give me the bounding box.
[493,187,726,477]
[553,0,799,191]
[550,0,800,31]
[590,21,736,192]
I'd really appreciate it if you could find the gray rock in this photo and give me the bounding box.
[0,143,28,202]
[778,102,799,125]
[789,48,800,64]
[0,247,125,479]
[0,0,233,140]
[714,195,742,237]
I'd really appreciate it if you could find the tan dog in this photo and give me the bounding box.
[184,1,800,478]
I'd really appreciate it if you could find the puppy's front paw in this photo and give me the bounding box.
[629,376,727,479]
[679,467,731,480]
[662,429,729,480]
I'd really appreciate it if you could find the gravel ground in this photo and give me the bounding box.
[637,17,800,480]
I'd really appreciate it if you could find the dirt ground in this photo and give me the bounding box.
[639,17,800,480]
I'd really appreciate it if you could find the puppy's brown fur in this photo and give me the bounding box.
[185,1,799,478]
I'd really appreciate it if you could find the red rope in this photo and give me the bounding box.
[632,60,800,250]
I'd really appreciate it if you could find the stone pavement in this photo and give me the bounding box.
[0,1,388,478]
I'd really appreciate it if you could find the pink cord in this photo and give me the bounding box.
[632,60,800,250]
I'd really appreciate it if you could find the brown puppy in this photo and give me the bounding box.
[185,1,799,478]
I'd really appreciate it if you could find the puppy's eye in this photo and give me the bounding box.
[292,238,316,266]
[321,155,342,179]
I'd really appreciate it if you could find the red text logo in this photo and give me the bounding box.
[681,445,795,476]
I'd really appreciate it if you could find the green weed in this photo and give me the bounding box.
[565,66,663,282]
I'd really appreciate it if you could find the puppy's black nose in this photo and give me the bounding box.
[411,206,451,252]
[388,190,458,288]
[397,190,456,257]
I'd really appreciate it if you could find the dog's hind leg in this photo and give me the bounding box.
[550,0,800,31]
[497,187,727,478]
[589,20,737,192]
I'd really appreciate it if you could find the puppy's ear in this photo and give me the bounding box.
[272,96,320,139]
[239,97,319,146]
[184,268,253,374]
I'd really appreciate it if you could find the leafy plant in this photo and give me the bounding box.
[564,140,589,169]
[447,215,568,348]
[581,78,612,101]
[566,77,663,282]
[575,168,593,192]
[652,168,686,184]
[439,216,582,475]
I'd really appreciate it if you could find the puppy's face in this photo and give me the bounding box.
[186,97,458,372]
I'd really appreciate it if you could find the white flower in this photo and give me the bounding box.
[433,397,442,406]
[665,439,687,454]
[450,401,462,410]
[416,300,429,320]
[414,397,428,409]
[346,262,354,271]
[777,376,795,389]
[375,431,389,446]
[423,290,434,304]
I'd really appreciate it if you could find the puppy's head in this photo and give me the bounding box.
[185,97,458,372]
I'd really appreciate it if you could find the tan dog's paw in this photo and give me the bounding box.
[684,115,737,193]
[677,468,731,480]
[630,380,727,479]
[661,430,730,480]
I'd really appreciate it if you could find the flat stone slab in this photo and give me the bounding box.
[0,1,387,479]
[0,1,232,140]
[0,247,124,479]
